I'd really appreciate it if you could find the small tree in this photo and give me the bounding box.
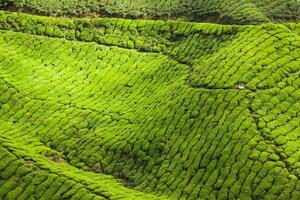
[0,0,24,8]
[0,0,10,7]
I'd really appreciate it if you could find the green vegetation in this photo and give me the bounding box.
[1,0,299,24]
[0,2,299,200]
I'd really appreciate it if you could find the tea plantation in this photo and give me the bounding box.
[0,1,299,200]
[3,0,300,23]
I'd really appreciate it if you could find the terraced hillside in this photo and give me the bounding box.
[0,6,299,200]
[3,0,300,23]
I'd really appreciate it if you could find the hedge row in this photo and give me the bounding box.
[0,11,238,54]
[189,24,300,91]
[0,120,165,199]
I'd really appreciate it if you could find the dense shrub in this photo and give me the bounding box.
[1,0,299,23]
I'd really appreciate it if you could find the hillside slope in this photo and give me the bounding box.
[0,11,299,199]
[3,0,300,24]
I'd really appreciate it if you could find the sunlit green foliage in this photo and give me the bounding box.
[0,10,299,200]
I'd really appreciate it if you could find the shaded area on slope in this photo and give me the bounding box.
[0,120,166,200]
